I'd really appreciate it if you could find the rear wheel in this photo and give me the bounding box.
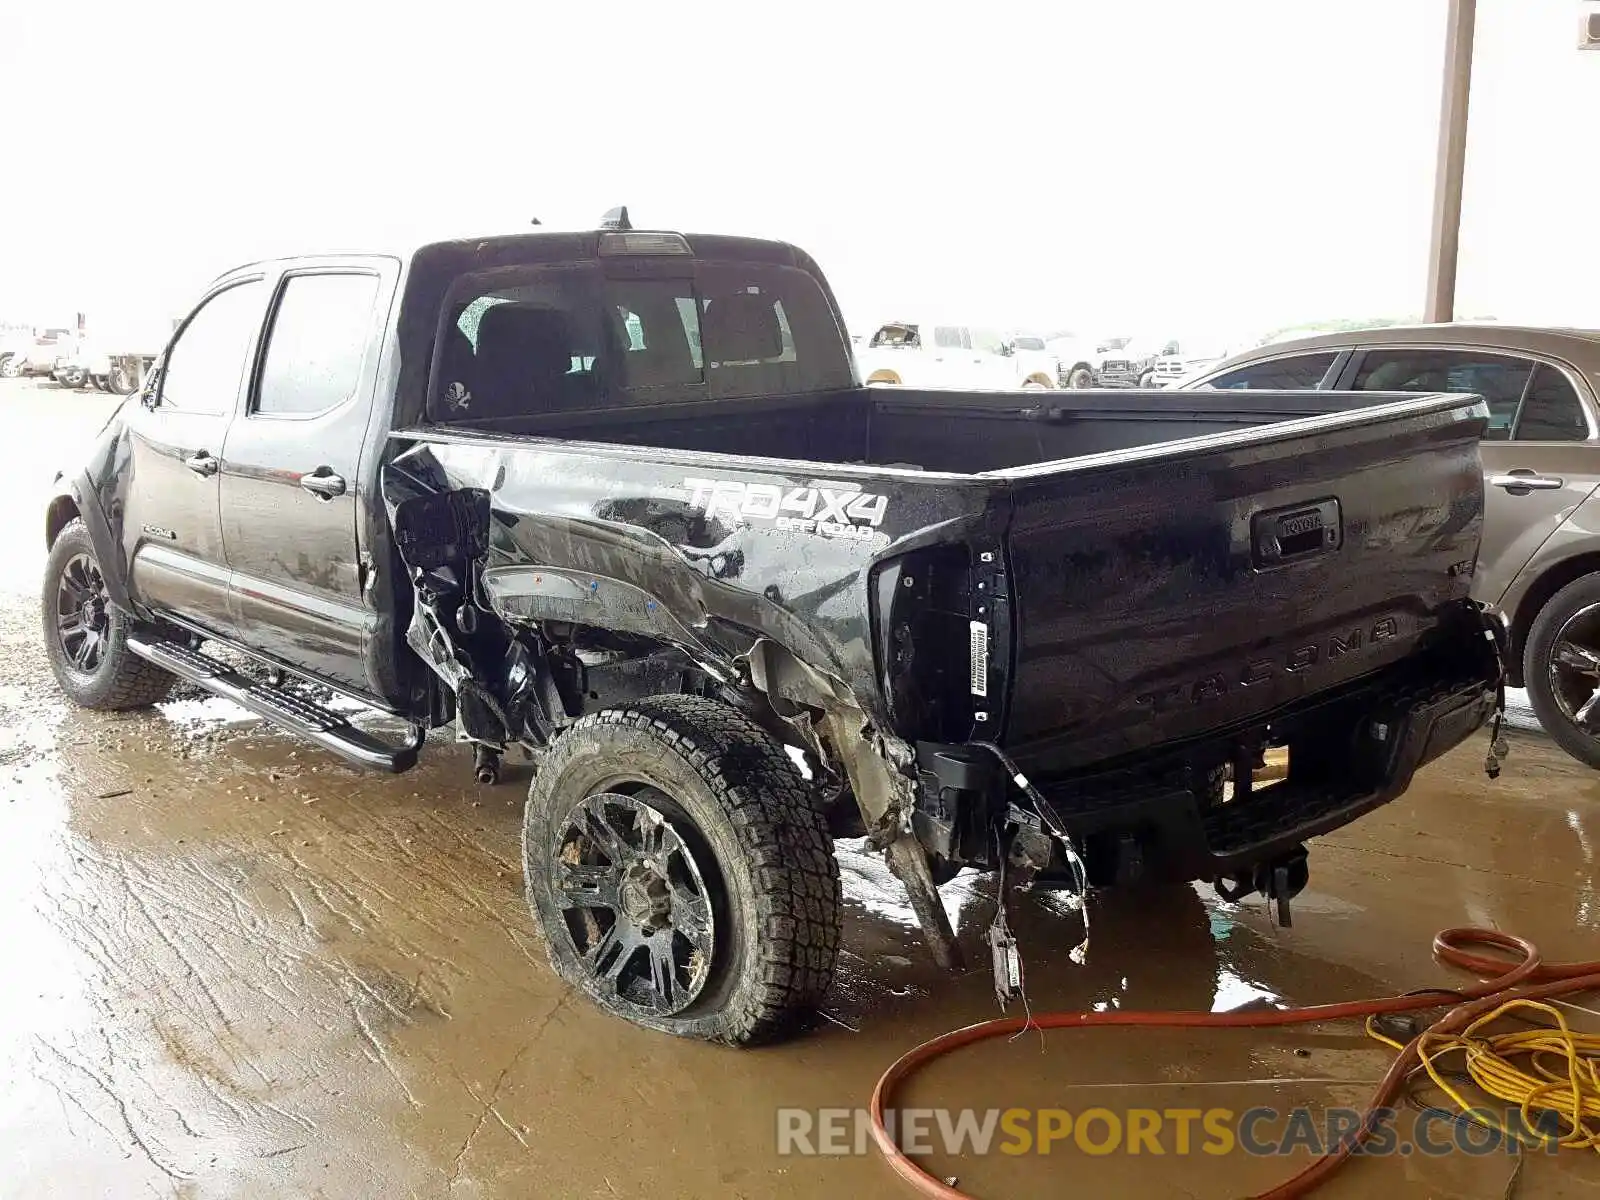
[42,519,175,710]
[0,355,22,379]
[523,695,841,1044]
[1525,572,1600,769]
[107,364,136,394]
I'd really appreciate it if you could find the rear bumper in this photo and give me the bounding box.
[1034,655,1498,881]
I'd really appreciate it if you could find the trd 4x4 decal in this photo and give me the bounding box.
[684,478,888,541]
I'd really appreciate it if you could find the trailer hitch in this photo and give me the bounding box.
[1215,846,1309,928]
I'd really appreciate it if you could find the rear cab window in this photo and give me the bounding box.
[429,256,851,424]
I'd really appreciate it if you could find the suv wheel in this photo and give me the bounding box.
[1068,365,1095,389]
[43,519,176,710]
[522,695,840,1045]
[1524,571,1600,769]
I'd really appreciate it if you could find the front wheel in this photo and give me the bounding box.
[1524,571,1600,769]
[0,355,22,379]
[1067,365,1095,389]
[42,519,175,710]
[107,364,137,394]
[523,695,841,1045]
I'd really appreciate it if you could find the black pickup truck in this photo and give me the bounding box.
[43,214,1501,1043]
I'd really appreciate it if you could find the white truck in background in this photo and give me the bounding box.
[1046,334,1149,389]
[857,320,1057,390]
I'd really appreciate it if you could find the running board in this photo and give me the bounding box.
[127,636,425,773]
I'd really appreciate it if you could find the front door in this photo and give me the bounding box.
[123,277,269,635]
[220,263,392,695]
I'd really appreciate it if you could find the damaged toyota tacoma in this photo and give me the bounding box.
[43,214,1503,1044]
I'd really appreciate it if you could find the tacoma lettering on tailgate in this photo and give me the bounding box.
[1136,616,1402,711]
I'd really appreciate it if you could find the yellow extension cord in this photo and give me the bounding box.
[1366,999,1600,1152]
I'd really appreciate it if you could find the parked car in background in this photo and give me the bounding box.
[1048,334,1140,389]
[1005,331,1061,386]
[0,327,76,379]
[1149,339,1240,388]
[1179,324,1600,768]
[858,320,1057,389]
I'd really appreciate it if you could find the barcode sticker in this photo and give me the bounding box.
[969,621,989,696]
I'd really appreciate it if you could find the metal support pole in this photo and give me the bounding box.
[1424,0,1477,323]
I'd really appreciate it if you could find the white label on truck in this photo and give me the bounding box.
[969,620,990,696]
[684,478,889,540]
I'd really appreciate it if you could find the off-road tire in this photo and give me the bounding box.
[1525,572,1600,769]
[523,694,841,1045]
[42,519,175,710]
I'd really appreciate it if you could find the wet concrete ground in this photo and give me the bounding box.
[2,377,1597,1199]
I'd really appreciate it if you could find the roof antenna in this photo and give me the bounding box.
[600,206,632,231]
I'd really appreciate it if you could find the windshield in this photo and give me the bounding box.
[429,261,852,423]
[1011,336,1046,351]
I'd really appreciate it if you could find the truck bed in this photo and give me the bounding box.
[400,385,1488,777]
[426,384,1434,473]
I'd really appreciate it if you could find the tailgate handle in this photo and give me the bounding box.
[1253,498,1341,567]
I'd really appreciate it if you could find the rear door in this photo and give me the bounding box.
[220,261,394,694]
[968,327,1017,388]
[1340,346,1600,607]
[122,276,268,635]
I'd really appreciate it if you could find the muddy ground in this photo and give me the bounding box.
[1,376,1596,1199]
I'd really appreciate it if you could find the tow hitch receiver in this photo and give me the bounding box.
[1215,845,1310,927]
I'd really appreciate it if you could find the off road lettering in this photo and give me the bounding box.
[686,478,889,537]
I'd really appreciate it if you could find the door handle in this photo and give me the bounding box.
[1489,471,1564,493]
[299,468,347,499]
[184,452,219,477]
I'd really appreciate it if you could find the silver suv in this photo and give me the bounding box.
[1180,325,1600,767]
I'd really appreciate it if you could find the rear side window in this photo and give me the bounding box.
[1513,365,1588,442]
[933,326,969,350]
[255,273,381,416]
[1204,352,1337,391]
[1351,348,1531,440]
[159,281,266,415]
[430,262,850,422]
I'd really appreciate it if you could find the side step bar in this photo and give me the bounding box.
[127,636,426,773]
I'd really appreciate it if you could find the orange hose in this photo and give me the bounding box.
[869,928,1600,1199]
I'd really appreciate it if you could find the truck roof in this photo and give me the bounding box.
[212,229,820,283]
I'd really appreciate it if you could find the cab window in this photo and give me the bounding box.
[1204,352,1337,391]
[158,281,266,415]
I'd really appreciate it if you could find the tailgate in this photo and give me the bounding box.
[997,393,1487,769]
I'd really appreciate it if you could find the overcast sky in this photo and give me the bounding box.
[1,0,1595,343]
